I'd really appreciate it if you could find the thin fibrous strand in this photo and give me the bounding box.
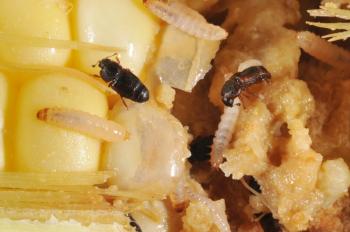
[307,4,350,41]
[37,107,128,142]
[306,22,350,31]
[323,30,350,41]
[253,212,267,222]
[100,188,162,201]
[137,208,161,223]
[0,202,113,210]
[145,0,228,40]
[0,32,124,52]
[308,4,350,20]
[0,207,129,227]
[241,178,289,232]
[297,31,350,70]
[240,178,261,197]
[210,98,241,168]
[0,171,112,189]
[0,190,107,205]
[240,179,275,218]
[306,22,350,41]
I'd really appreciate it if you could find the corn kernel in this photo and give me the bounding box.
[0,0,71,66]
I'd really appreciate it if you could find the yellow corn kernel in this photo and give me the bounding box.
[0,0,71,66]
[0,74,7,170]
[0,217,128,232]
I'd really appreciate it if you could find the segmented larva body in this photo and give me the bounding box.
[210,98,241,168]
[37,107,128,142]
[145,0,228,40]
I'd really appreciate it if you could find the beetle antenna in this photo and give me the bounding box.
[92,52,120,68]
[92,60,100,68]
[104,52,119,62]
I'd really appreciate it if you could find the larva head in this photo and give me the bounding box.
[221,77,241,107]
[37,108,49,121]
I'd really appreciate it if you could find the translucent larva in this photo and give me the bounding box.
[37,107,128,142]
[144,0,228,40]
[210,98,241,168]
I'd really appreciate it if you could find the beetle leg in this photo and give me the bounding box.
[121,97,129,109]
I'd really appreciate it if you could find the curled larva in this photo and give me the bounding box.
[144,0,228,40]
[37,107,128,142]
[210,98,241,168]
[297,31,350,70]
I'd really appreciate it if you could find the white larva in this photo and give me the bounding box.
[237,59,263,72]
[211,59,263,168]
[210,98,241,168]
[37,107,128,142]
[145,0,228,40]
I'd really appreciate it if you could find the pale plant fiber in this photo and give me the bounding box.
[307,3,350,41]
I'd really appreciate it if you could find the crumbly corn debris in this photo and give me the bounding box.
[220,78,350,231]
[181,200,226,232]
[220,102,272,179]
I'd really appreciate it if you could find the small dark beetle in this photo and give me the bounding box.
[189,135,214,162]
[221,66,271,107]
[260,213,283,232]
[127,214,142,232]
[94,58,149,103]
[244,175,262,193]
